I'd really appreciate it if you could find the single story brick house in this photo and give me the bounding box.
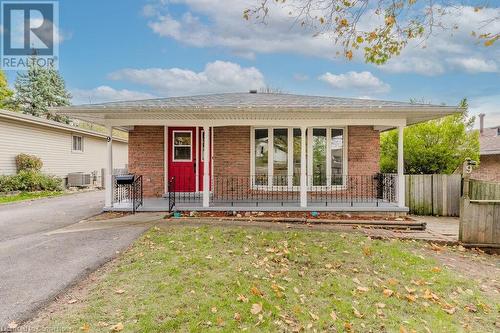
[55,92,460,213]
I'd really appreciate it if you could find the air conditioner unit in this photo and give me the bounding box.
[67,172,91,187]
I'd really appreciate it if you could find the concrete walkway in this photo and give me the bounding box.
[0,192,158,328]
[358,216,459,243]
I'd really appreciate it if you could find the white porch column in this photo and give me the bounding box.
[105,126,113,208]
[203,126,210,207]
[300,127,307,207]
[397,125,405,208]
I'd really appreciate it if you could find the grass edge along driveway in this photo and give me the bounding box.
[36,225,499,333]
[0,191,63,204]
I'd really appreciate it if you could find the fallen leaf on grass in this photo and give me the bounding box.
[383,289,394,297]
[309,312,319,320]
[251,303,263,315]
[115,289,125,294]
[387,278,399,285]
[465,304,477,313]
[211,306,217,313]
[67,299,78,304]
[216,317,225,327]
[443,307,456,315]
[431,266,441,273]
[234,312,241,321]
[110,322,124,332]
[352,307,364,318]
[352,277,361,285]
[80,323,90,332]
[237,294,249,302]
[357,286,370,293]
[330,311,337,321]
[375,302,386,308]
[251,286,263,297]
[362,246,372,256]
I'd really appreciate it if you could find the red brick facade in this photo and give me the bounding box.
[129,125,380,197]
[213,126,251,177]
[471,154,500,182]
[348,126,380,175]
[128,126,164,197]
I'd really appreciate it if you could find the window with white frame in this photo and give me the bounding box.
[252,127,346,187]
[72,135,83,152]
[172,131,192,161]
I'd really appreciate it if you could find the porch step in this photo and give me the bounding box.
[170,216,426,230]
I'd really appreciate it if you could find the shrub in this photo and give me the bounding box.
[15,153,43,172]
[0,171,62,193]
[0,174,21,192]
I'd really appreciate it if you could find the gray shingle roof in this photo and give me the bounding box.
[480,127,500,155]
[71,92,447,110]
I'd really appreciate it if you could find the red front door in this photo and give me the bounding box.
[168,127,196,192]
[167,127,211,192]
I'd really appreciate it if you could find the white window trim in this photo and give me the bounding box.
[250,126,348,191]
[71,134,84,153]
[172,130,193,162]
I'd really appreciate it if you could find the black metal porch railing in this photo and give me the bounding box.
[166,173,397,209]
[113,174,143,213]
[307,173,397,206]
[212,175,300,207]
[168,177,176,212]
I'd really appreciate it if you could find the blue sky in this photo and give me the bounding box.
[6,0,500,127]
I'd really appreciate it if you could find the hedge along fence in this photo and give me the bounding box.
[405,174,462,216]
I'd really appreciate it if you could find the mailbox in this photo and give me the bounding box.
[115,174,135,185]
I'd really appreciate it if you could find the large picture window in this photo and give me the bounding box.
[252,127,346,188]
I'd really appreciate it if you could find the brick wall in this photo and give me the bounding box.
[212,125,379,177]
[213,126,251,177]
[348,126,380,175]
[127,125,380,198]
[128,126,164,197]
[471,154,500,182]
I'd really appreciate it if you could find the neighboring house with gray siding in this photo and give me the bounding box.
[0,109,128,182]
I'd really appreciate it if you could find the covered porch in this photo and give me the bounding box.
[54,92,460,214]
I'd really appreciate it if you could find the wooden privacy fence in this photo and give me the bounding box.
[469,179,500,200]
[405,174,462,216]
[459,178,500,248]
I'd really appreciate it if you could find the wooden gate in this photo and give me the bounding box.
[459,175,500,248]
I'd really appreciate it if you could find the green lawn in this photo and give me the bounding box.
[41,226,498,332]
[0,191,63,204]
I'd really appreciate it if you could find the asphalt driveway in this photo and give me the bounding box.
[0,191,151,328]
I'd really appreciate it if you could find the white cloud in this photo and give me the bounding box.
[447,57,498,73]
[319,71,390,94]
[145,0,340,60]
[381,6,500,75]
[469,95,500,128]
[71,86,156,105]
[144,1,500,75]
[108,60,266,96]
